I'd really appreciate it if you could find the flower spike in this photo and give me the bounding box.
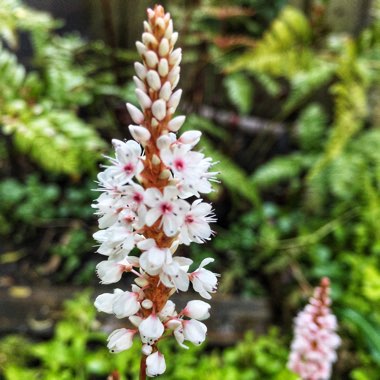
[93,5,218,378]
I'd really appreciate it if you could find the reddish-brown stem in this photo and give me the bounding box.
[139,355,147,380]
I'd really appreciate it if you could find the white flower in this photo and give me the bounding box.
[146,351,166,377]
[94,225,135,258]
[144,186,188,236]
[159,255,192,291]
[107,328,136,353]
[183,319,207,345]
[189,258,219,299]
[96,257,139,284]
[94,289,123,314]
[105,140,144,185]
[112,290,141,318]
[179,199,215,245]
[139,314,165,345]
[139,246,169,276]
[158,300,177,321]
[160,144,217,197]
[92,191,124,229]
[182,300,211,320]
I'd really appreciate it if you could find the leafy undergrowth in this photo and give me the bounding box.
[0,292,295,380]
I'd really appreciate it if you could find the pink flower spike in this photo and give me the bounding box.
[288,277,341,380]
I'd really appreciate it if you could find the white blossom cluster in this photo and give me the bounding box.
[93,5,219,377]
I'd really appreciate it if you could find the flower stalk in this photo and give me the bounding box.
[93,5,218,378]
[288,277,341,380]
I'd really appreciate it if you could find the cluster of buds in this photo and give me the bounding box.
[288,277,341,380]
[92,5,218,378]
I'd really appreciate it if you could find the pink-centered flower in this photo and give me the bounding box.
[179,199,215,245]
[288,277,341,380]
[144,186,188,236]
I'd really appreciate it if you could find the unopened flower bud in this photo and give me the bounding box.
[129,125,151,144]
[168,115,186,132]
[159,81,172,101]
[126,103,144,124]
[136,88,152,109]
[146,70,161,91]
[142,299,153,309]
[152,99,167,121]
[158,59,169,76]
[134,62,147,80]
[159,38,170,56]
[144,50,159,68]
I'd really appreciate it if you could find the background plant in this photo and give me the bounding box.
[0,0,380,378]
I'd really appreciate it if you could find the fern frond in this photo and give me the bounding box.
[251,153,316,189]
[307,40,369,182]
[2,109,105,176]
[0,0,56,48]
[227,6,314,77]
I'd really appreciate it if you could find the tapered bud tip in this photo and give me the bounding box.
[321,277,330,288]
[126,103,144,124]
[168,115,186,132]
[129,125,151,143]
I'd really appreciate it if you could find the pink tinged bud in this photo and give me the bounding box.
[127,103,144,124]
[166,319,182,330]
[146,351,166,377]
[94,289,123,314]
[164,20,173,39]
[159,81,172,101]
[171,32,179,46]
[133,76,146,91]
[168,115,186,132]
[135,41,147,56]
[158,58,169,76]
[159,38,170,56]
[112,291,140,318]
[159,300,177,320]
[142,344,153,356]
[134,62,147,80]
[183,319,207,345]
[142,32,158,47]
[136,88,152,109]
[179,130,202,145]
[129,315,143,327]
[169,48,182,66]
[144,50,159,68]
[107,328,135,353]
[129,125,151,144]
[151,99,167,121]
[96,260,124,284]
[147,8,154,19]
[168,67,180,87]
[183,300,211,320]
[146,70,161,91]
[139,314,165,345]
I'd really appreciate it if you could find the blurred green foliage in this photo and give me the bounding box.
[1,0,380,378]
[0,292,295,380]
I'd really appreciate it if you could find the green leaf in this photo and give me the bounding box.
[224,73,254,114]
